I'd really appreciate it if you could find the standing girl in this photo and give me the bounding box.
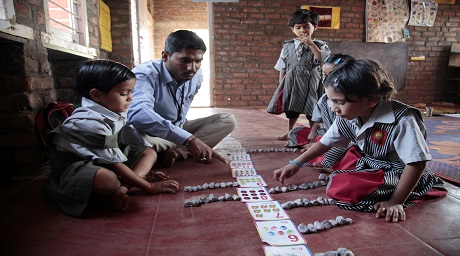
[286,53,355,150]
[42,60,179,217]
[267,9,330,141]
[274,59,446,222]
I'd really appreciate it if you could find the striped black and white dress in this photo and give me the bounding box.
[321,100,445,212]
[267,38,329,117]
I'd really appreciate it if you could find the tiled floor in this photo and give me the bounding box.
[1,108,459,256]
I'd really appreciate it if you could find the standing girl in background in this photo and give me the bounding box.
[42,60,179,218]
[274,59,446,222]
[286,53,355,150]
[267,8,330,141]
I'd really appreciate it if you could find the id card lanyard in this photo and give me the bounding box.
[168,82,185,125]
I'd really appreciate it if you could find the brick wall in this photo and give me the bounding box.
[0,0,104,177]
[105,0,135,68]
[152,0,208,59]
[211,0,460,107]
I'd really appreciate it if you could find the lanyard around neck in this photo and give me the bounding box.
[167,83,185,125]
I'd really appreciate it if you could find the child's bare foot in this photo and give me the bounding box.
[161,149,182,167]
[148,180,180,194]
[101,186,130,211]
[277,133,288,140]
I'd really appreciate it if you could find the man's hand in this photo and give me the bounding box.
[186,137,227,164]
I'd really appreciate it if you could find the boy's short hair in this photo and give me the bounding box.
[288,9,320,27]
[164,30,207,54]
[76,59,135,99]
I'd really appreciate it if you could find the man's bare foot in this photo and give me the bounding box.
[161,149,182,167]
[100,186,130,211]
[277,134,288,140]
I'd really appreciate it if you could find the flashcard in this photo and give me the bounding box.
[221,138,243,148]
[230,153,251,161]
[263,245,313,256]
[237,187,272,202]
[230,160,254,169]
[246,201,290,221]
[232,168,257,178]
[255,220,307,246]
[237,175,268,187]
[227,148,247,155]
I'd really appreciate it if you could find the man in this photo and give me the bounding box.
[128,30,237,167]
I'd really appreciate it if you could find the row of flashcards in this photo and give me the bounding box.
[227,150,313,255]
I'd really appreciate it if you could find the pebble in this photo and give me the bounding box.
[268,181,327,194]
[183,181,239,192]
[184,193,241,207]
[297,216,353,234]
[313,248,354,256]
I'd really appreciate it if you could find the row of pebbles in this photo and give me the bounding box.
[298,216,352,234]
[314,248,354,256]
[184,193,241,207]
[245,147,301,153]
[281,196,336,210]
[268,180,327,194]
[183,181,239,192]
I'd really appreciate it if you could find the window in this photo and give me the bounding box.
[0,0,33,39]
[42,0,96,58]
[44,0,86,45]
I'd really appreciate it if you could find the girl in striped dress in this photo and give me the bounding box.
[267,9,330,140]
[274,59,446,222]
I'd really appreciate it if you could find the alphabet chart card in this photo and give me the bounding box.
[246,201,290,221]
[255,220,307,246]
[237,187,272,202]
[230,160,254,169]
[237,175,268,187]
[229,153,251,161]
[232,168,257,178]
[221,138,243,149]
[263,245,313,256]
[227,148,246,155]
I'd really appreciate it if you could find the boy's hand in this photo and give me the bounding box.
[148,180,180,194]
[152,171,167,180]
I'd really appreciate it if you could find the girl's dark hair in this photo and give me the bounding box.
[288,9,320,27]
[324,53,354,65]
[76,59,135,99]
[324,59,396,102]
[164,30,207,54]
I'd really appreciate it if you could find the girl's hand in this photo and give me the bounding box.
[300,143,314,153]
[273,164,300,185]
[374,201,406,222]
[307,132,317,143]
[299,35,314,46]
[311,162,333,174]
